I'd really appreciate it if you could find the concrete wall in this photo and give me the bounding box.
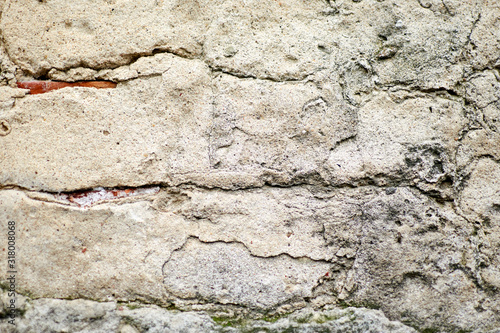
[0,0,499,332]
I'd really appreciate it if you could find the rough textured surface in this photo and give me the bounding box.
[0,294,419,333]
[1,0,500,332]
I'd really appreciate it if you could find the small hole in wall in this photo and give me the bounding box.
[317,45,330,54]
[0,120,11,136]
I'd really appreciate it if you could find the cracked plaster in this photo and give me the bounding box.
[1,0,500,332]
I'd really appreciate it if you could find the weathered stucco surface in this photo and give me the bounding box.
[1,0,500,332]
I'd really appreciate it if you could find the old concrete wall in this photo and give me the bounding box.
[0,0,499,332]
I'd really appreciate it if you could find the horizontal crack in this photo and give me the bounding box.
[208,64,315,84]
[1,184,160,208]
[0,176,455,211]
[39,45,320,84]
[55,186,160,208]
[175,235,334,263]
[32,47,196,80]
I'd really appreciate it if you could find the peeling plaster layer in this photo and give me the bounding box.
[1,183,498,331]
[1,0,486,85]
[0,51,466,194]
[1,0,500,332]
[163,237,331,309]
[0,296,419,333]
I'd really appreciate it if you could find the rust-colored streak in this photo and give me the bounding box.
[17,81,117,94]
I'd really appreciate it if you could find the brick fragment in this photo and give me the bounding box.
[17,81,117,94]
